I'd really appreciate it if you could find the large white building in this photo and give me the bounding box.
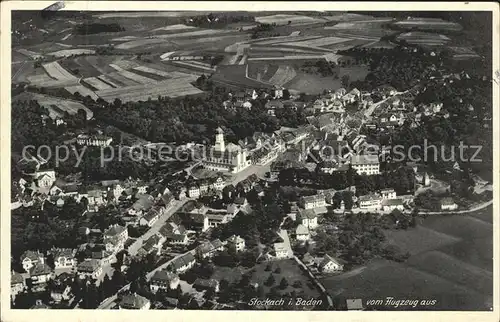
[202,127,251,173]
[350,155,380,175]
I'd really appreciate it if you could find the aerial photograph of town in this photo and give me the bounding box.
[8,7,495,312]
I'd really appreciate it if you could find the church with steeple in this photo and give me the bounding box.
[202,127,251,173]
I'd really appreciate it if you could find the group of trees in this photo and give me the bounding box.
[74,23,124,35]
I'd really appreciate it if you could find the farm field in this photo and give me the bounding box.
[255,14,325,26]
[95,79,204,103]
[396,32,451,46]
[322,207,493,310]
[393,18,463,31]
[151,24,196,32]
[83,77,114,90]
[211,65,274,90]
[14,92,93,120]
[64,84,99,100]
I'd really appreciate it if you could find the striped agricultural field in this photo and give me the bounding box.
[97,75,122,88]
[61,33,72,41]
[43,61,78,81]
[132,66,173,78]
[65,84,99,100]
[95,79,204,103]
[112,59,141,70]
[151,24,197,32]
[109,64,157,84]
[84,77,114,90]
[170,60,215,72]
[106,72,141,86]
[281,36,351,48]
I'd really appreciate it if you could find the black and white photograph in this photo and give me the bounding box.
[2,1,498,317]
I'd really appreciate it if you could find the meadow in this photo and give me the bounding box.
[321,206,493,310]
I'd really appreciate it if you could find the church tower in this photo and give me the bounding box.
[214,127,225,152]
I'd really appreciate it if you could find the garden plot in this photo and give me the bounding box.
[43,61,78,81]
[95,79,204,103]
[109,64,158,84]
[65,85,99,100]
[84,77,114,90]
[47,49,96,58]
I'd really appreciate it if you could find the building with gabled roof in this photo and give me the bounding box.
[119,293,151,310]
[150,270,180,293]
[319,254,344,273]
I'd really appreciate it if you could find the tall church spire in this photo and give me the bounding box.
[214,127,225,152]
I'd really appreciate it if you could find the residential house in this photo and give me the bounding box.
[51,248,77,269]
[169,253,196,273]
[167,234,189,246]
[207,212,230,228]
[299,194,326,210]
[441,197,458,211]
[34,169,56,188]
[86,189,107,212]
[172,212,210,232]
[138,234,164,257]
[380,188,396,200]
[50,284,72,303]
[21,250,45,272]
[319,254,344,273]
[381,199,405,212]
[103,224,129,253]
[193,278,220,293]
[77,259,103,279]
[295,224,310,241]
[211,239,225,252]
[226,235,245,252]
[128,194,155,216]
[297,209,318,229]
[119,293,151,310]
[350,155,380,175]
[92,250,116,265]
[358,194,382,210]
[196,241,217,259]
[11,272,25,299]
[29,263,54,284]
[150,270,180,293]
[139,206,165,227]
